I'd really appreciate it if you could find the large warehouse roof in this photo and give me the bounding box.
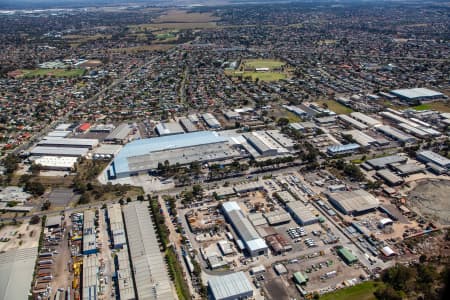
[105,123,133,141]
[222,201,268,255]
[82,255,99,300]
[0,247,38,300]
[366,154,407,169]
[115,248,136,300]
[39,137,98,149]
[107,203,126,248]
[417,150,450,168]
[326,189,379,215]
[110,131,229,177]
[31,146,88,157]
[208,272,253,300]
[286,201,318,225]
[123,202,174,300]
[390,88,443,100]
[156,121,185,136]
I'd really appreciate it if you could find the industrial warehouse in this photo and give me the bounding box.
[122,202,174,299]
[108,131,240,179]
[108,129,297,179]
[326,189,380,215]
[221,201,269,257]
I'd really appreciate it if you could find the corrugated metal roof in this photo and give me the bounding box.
[82,255,99,300]
[0,247,38,300]
[123,202,174,300]
[112,131,227,175]
[107,204,126,247]
[208,272,253,300]
[31,146,88,157]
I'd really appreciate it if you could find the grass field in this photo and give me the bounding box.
[317,99,353,114]
[19,68,85,78]
[226,70,287,82]
[320,281,379,300]
[243,59,286,70]
[412,101,450,112]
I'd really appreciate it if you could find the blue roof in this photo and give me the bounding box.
[111,131,227,175]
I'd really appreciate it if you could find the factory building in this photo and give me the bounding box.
[326,190,379,215]
[155,121,185,136]
[114,248,136,300]
[106,204,126,249]
[0,247,38,300]
[33,156,78,171]
[417,150,450,169]
[202,113,221,129]
[31,146,89,157]
[283,105,308,117]
[179,117,199,132]
[390,88,444,102]
[243,131,289,157]
[391,163,425,176]
[90,124,115,133]
[82,255,99,300]
[47,130,71,138]
[222,201,268,257]
[376,169,404,186]
[342,130,377,147]
[327,143,360,156]
[350,112,381,127]
[366,155,408,170]
[83,210,98,255]
[104,123,133,144]
[208,272,253,300]
[39,138,98,149]
[109,131,240,179]
[285,201,318,226]
[376,125,416,145]
[266,130,296,150]
[338,115,368,130]
[123,202,174,300]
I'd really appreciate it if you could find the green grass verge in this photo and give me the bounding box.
[320,281,380,300]
[166,246,191,300]
[20,68,85,78]
[318,100,353,114]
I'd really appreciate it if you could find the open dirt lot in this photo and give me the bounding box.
[408,179,450,225]
[0,222,41,251]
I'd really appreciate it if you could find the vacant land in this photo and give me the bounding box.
[317,99,353,114]
[154,9,219,23]
[320,281,378,300]
[19,69,85,78]
[243,59,286,70]
[408,179,450,225]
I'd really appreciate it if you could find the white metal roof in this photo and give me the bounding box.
[0,247,38,300]
[123,202,174,300]
[390,88,443,99]
[208,272,253,300]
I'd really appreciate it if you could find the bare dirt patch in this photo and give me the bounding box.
[408,179,450,225]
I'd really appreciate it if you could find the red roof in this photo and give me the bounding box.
[78,123,91,131]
